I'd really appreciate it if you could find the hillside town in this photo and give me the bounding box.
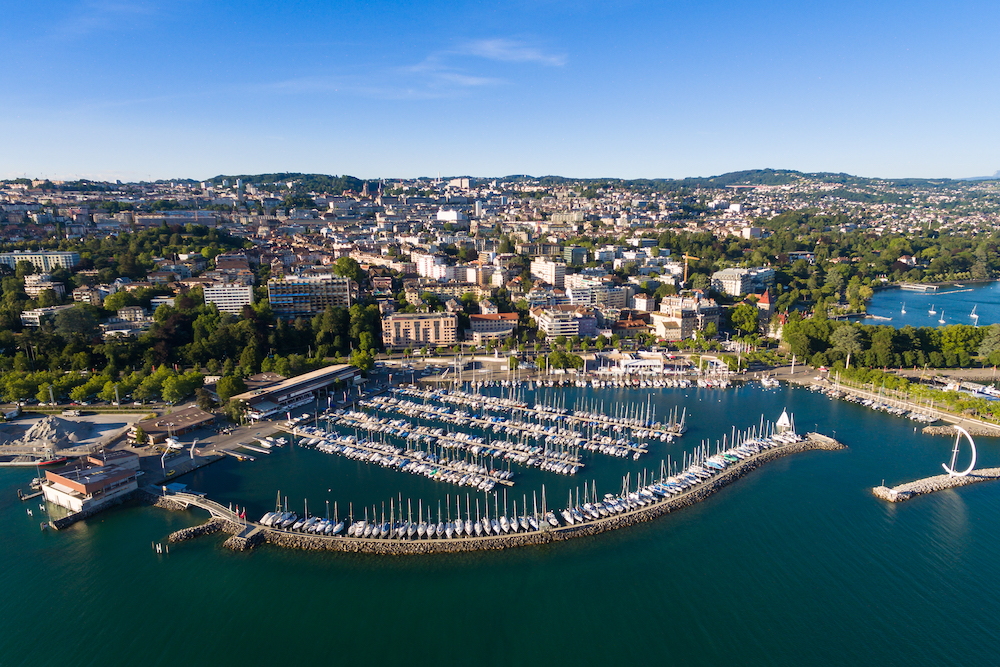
[0,170,996,416]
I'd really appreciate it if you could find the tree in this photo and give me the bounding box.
[978,324,1000,365]
[350,348,375,372]
[240,344,261,374]
[54,305,99,340]
[216,375,247,402]
[196,387,217,411]
[133,427,147,445]
[730,303,760,335]
[334,257,365,285]
[831,325,863,356]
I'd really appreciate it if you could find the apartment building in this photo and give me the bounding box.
[649,294,721,340]
[529,258,566,288]
[267,274,351,318]
[530,305,597,338]
[711,267,776,296]
[204,284,255,314]
[0,250,80,272]
[382,312,458,349]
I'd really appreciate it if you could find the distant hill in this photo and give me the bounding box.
[960,170,1000,181]
[204,172,367,194]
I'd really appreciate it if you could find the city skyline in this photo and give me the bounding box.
[3,0,999,182]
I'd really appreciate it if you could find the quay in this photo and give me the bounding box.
[873,468,1000,502]
[798,375,1000,436]
[158,432,845,555]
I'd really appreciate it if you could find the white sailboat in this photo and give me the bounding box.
[901,302,906,315]
[971,305,979,322]
[929,304,936,315]
[939,311,946,325]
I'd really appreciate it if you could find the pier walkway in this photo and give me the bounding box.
[160,433,845,555]
[873,468,1000,502]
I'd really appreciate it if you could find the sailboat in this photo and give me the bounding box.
[901,302,906,315]
[929,304,936,315]
[939,311,945,325]
[971,305,979,323]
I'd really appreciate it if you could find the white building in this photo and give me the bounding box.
[204,284,255,314]
[530,258,566,288]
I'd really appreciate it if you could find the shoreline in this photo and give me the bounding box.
[161,433,845,555]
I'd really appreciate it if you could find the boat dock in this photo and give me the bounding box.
[159,431,846,555]
[873,468,1000,502]
[237,442,271,455]
[275,423,515,488]
[330,409,583,474]
[218,449,255,462]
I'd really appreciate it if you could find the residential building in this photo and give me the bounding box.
[530,258,566,288]
[468,312,519,338]
[0,250,80,272]
[382,312,458,349]
[20,305,74,328]
[633,294,656,312]
[204,284,255,314]
[563,246,588,265]
[711,267,776,297]
[267,274,351,318]
[649,294,721,340]
[530,305,597,338]
[23,273,65,298]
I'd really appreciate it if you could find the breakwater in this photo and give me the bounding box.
[922,424,1000,437]
[157,433,844,555]
[872,467,1000,502]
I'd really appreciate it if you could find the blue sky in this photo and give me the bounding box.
[2,0,998,181]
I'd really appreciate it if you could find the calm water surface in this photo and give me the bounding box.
[867,280,1000,328]
[3,384,999,667]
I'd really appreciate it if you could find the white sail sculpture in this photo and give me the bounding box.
[942,425,976,477]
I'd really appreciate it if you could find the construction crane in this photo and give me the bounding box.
[682,254,700,285]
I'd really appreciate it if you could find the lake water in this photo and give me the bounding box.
[4,384,1000,667]
[867,280,1000,328]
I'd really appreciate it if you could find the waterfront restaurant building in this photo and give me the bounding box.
[41,454,140,513]
[232,364,361,421]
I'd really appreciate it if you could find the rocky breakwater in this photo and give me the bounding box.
[227,432,845,555]
[922,424,1000,437]
[151,495,189,512]
[873,467,1000,503]
[169,518,225,542]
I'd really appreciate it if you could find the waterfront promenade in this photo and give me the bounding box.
[771,364,1000,436]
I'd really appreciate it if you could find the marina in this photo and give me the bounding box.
[8,380,1000,667]
[166,422,844,554]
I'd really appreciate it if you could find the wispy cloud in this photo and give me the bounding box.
[457,38,567,67]
[47,1,164,40]
[264,37,564,101]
